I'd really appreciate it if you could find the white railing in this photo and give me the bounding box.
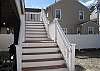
[26,12,41,22]
[51,19,75,71]
[41,9,49,38]
[15,0,25,71]
[41,9,76,71]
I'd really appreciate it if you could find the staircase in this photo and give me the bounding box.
[22,16,68,71]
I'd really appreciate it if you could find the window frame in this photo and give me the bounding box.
[55,9,61,19]
[88,27,94,34]
[79,11,84,20]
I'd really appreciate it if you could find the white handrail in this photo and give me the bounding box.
[41,9,50,38]
[41,9,76,71]
[55,18,70,45]
[54,18,75,71]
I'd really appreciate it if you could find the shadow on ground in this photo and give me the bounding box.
[75,65,86,71]
[75,49,100,59]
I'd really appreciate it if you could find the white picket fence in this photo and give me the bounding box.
[66,35,100,49]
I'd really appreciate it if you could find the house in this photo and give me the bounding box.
[79,1,100,34]
[46,0,99,34]
[1,0,76,71]
[96,1,100,34]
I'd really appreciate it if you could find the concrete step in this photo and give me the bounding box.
[22,60,65,68]
[22,42,57,47]
[22,53,62,60]
[22,47,59,53]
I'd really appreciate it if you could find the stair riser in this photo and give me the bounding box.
[22,48,59,53]
[25,38,48,41]
[26,24,44,26]
[22,60,65,68]
[22,54,62,60]
[26,32,46,34]
[25,35,47,38]
[26,29,45,31]
[26,26,44,28]
[22,43,57,47]
[26,21,43,24]
[28,68,68,71]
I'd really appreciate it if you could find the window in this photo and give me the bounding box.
[79,11,84,20]
[55,9,61,19]
[88,27,94,34]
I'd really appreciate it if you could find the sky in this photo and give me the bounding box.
[80,0,97,7]
[25,0,55,8]
[25,0,97,8]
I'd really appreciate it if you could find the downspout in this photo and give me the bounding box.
[97,0,100,34]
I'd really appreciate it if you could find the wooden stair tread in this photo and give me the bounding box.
[26,27,45,29]
[22,46,58,49]
[22,58,64,62]
[25,37,47,38]
[26,24,44,26]
[25,33,46,34]
[22,52,61,55]
[23,40,54,43]
[25,30,46,32]
[22,64,67,71]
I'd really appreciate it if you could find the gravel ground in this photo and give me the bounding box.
[75,49,100,71]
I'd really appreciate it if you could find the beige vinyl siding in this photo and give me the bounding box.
[47,0,90,34]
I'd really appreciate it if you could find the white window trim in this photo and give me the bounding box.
[55,9,61,19]
[79,11,84,20]
[88,27,94,34]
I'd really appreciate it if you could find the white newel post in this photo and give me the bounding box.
[16,45,22,71]
[54,19,57,42]
[16,12,25,71]
[68,44,76,71]
[19,15,25,44]
[40,12,42,21]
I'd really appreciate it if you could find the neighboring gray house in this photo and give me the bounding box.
[79,1,100,34]
[46,0,99,34]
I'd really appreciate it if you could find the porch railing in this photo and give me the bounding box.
[41,10,49,37]
[41,9,76,71]
[25,12,41,22]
